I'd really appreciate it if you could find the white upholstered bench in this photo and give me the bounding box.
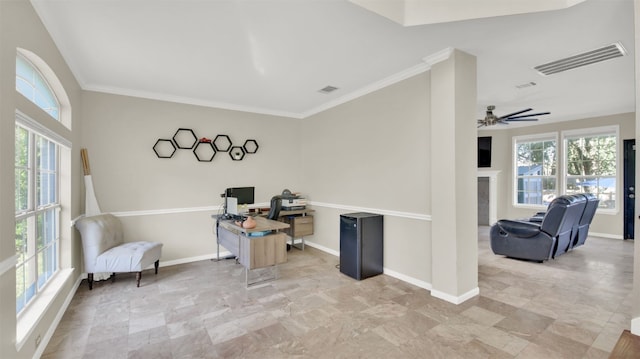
[75,213,163,290]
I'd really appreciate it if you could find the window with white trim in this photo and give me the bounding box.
[16,54,60,121]
[564,127,618,210]
[15,123,60,314]
[514,134,557,206]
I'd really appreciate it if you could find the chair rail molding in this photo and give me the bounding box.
[0,255,17,276]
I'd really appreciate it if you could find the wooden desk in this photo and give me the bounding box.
[216,216,289,285]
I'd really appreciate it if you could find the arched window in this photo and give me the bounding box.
[16,53,60,121]
[14,49,71,318]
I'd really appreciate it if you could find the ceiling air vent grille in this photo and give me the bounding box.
[534,42,626,76]
[318,85,339,94]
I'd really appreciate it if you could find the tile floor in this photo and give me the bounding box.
[42,227,634,358]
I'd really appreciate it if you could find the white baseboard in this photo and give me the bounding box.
[383,267,432,291]
[431,287,480,304]
[589,232,624,240]
[632,317,640,336]
[303,241,340,257]
[304,240,435,294]
[158,252,231,267]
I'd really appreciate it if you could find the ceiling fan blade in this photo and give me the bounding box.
[505,112,550,120]
[504,118,539,122]
[498,108,532,119]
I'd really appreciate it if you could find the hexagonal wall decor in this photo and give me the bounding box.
[193,142,216,162]
[153,139,177,158]
[229,146,245,161]
[173,128,198,149]
[243,139,259,154]
[213,134,232,152]
[154,129,259,163]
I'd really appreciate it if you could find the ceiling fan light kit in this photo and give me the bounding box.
[477,105,550,128]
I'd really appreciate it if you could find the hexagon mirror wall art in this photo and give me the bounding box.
[229,146,245,161]
[173,128,198,149]
[213,134,232,152]
[193,141,216,162]
[153,139,176,158]
[243,139,259,154]
[153,128,259,163]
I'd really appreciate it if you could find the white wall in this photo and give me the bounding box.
[300,72,433,285]
[80,91,303,262]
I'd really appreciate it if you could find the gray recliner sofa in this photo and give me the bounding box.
[490,195,585,262]
[528,193,599,253]
[571,193,599,248]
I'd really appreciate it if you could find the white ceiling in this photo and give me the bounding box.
[31,0,635,127]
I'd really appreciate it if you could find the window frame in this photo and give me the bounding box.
[15,53,61,121]
[562,125,619,214]
[15,122,61,316]
[14,48,73,351]
[512,132,559,209]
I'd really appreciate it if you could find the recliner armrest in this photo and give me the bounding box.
[495,219,542,238]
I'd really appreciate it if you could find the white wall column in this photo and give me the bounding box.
[631,0,640,337]
[429,49,479,304]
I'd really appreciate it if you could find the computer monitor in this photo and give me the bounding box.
[225,186,255,205]
[226,197,239,216]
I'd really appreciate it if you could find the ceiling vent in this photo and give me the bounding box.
[516,81,536,89]
[534,42,627,76]
[318,85,339,94]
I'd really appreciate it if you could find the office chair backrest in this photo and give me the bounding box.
[267,196,281,220]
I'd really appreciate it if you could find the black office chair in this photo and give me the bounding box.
[267,195,281,220]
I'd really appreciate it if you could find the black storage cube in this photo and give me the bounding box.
[339,212,383,280]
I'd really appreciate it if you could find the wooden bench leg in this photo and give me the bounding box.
[154,260,159,274]
[136,272,142,287]
[88,273,94,290]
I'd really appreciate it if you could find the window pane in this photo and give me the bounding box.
[15,169,28,213]
[542,140,556,175]
[515,137,557,205]
[36,135,57,207]
[18,256,37,312]
[15,124,60,314]
[37,210,57,249]
[15,55,60,121]
[15,218,28,263]
[15,126,29,166]
[16,263,26,313]
[565,131,617,209]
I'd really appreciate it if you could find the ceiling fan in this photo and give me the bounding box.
[477,105,550,128]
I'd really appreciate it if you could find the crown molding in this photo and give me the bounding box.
[422,47,454,67]
[83,85,305,119]
[301,61,432,118]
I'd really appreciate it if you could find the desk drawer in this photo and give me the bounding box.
[292,216,313,237]
[243,232,287,269]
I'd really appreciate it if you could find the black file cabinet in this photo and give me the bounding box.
[339,212,383,280]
